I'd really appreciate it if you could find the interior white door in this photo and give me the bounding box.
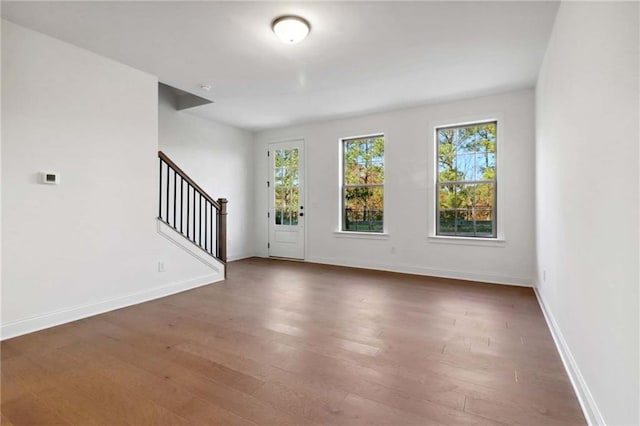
[268,140,305,259]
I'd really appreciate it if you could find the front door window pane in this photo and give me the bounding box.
[274,149,299,226]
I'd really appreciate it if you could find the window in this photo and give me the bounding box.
[436,121,497,238]
[341,135,384,232]
[274,148,299,225]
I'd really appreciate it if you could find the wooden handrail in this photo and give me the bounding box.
[158,151,220,210]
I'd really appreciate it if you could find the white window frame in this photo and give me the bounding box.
[337,133,387,236]
[427,114,505,245]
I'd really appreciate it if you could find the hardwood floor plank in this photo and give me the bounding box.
[333,393,441,425]
[166,346,265,395]
[82,347,256,426]
[251,378,347,425]
[0,343,21,361]
[37,369,190,426]
[1,393,69,425]
[464,394,584,426]
[0,258,585,425]
[90,336,299,425]
[0,356,65,404]
[1,412,16,426]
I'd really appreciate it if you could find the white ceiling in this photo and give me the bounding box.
[2,1,559,131]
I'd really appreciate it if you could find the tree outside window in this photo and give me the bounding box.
[342,135,384,232]
[437,122,496,238]
[274,148,299,225]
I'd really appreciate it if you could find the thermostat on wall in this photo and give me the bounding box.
[40,172,60,185]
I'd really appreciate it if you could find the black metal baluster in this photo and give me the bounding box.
[173,168,177,229]
[186,184,190,239]
[215,206,219,257]
[199,194,203,247]
[180,177,184,233]
[211,203,215,255]
[165,165,170,221]
[205,200,209,252]
[158,159,163,219]
[215,204,218,254]
[196,194,199,247]
[192,188,196,244]
[202,196,205,248]
[211,203,214,255]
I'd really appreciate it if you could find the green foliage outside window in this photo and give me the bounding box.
[437,122,496,237]
[343,136,384,232]
[274,149,299,225]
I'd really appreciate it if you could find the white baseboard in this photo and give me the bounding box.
[228,253,255,262]
[1,273,222,341]
[534,287,605,425]
[2,221,226,341]
[304,256,533,287]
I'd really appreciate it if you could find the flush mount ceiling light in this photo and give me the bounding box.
[272,15,310,44]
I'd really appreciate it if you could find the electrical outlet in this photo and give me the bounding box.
[543,270,546,282]
[158,261,166,272]
[391,246,397,254]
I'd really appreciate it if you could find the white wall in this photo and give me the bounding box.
[1,20,221,339]
[0,16,4,335]
[158,85,254,261]
[535,2,639,425]
[254,90,536,286]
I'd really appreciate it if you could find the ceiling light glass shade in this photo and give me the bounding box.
[272,16,310,44]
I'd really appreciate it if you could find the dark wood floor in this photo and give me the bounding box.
[1,257,585,425]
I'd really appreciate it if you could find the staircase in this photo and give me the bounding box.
[157,151,227,276]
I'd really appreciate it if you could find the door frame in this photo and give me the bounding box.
[266,137,307,260]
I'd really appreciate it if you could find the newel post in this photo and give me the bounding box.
[217,198,228,276]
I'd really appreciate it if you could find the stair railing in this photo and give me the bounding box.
[157,151,227,266]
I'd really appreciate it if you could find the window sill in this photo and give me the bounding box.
[427,235,506,247]
[334,231,390,240]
